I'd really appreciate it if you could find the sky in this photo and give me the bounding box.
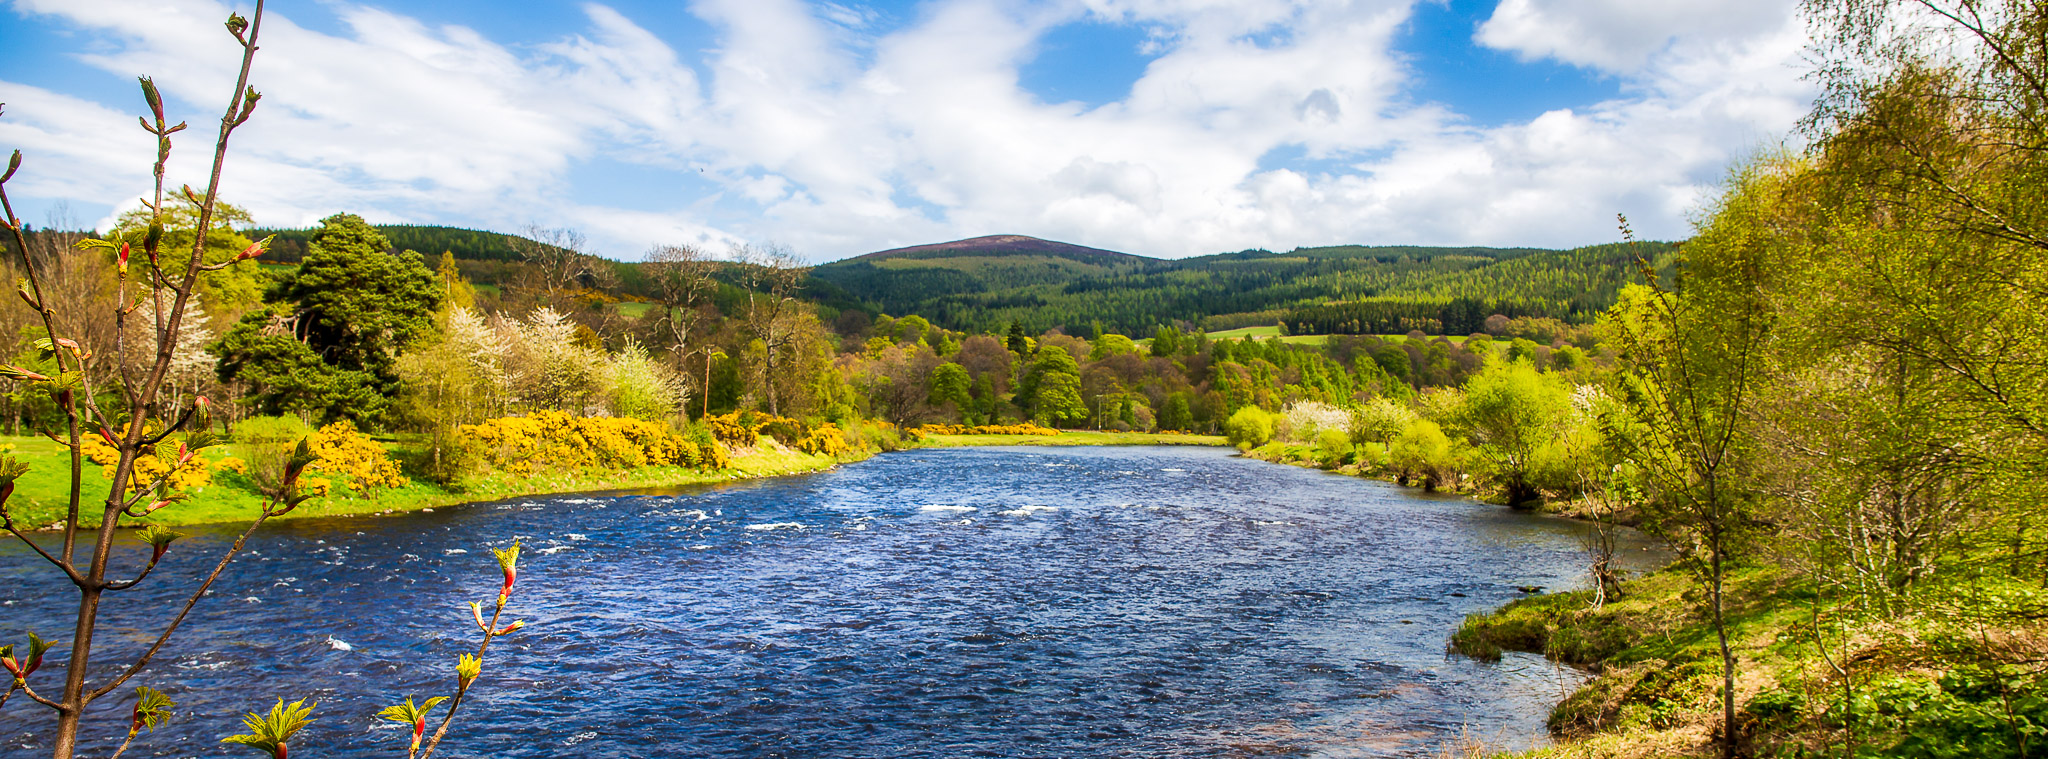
[0,0,1816,262]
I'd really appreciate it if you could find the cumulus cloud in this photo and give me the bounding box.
[1474,0,1796,73]
[0,0,1816,260]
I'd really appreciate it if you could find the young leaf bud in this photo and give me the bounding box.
[138,76,165,122]
[456,654,481,688]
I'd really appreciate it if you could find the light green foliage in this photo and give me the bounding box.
[893,314,932,345]
[1223,406,1277,448]
[112,196,268,322]
[606,338,682,422]
[1348,396,1416,445]
[1462,357,1572,505]
[1014,346,1080,414]
[1159,392,1194,431]
[1389,419,1456,490]
[1506,337,1539,364]
[1550,345,1588,371]
[1088,333,1141,361]
[1315,427,1352,468]
[221,698,313,757]
[1031,371,1087,427]
[1150,326,1184,357]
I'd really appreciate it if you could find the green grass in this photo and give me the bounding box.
[1202,326,1330,346]
[1,435,854,529]
[915,430,1225,448]
[613,300,657,318]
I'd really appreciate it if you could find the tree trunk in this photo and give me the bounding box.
[1711,547,1738,759]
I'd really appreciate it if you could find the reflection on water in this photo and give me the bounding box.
[0,446,1664,757]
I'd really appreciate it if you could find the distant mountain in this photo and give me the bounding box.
[850,234,1153,265]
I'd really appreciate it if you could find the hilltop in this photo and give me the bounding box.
[811,235,1673,336]
[228,223,1673,337]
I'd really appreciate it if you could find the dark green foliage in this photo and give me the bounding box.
[247,223,532,263]
[810,239,1673,335]
[213,310,387,421]
[284,214,441,379]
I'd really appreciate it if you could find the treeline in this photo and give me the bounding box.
[247,224,530,263]
[810,241,1670,336]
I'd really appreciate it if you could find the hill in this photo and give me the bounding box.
[810,236,1671,336]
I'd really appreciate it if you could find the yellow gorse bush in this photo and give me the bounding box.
[459,411,725,476]
[794,423,850,456]
[79,429,213,494]
[306,420,408,492]
[705,412,766,448]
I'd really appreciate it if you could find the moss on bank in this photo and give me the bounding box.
[1445,564,2048,758]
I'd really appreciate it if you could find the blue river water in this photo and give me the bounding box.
[0,446,1662,757]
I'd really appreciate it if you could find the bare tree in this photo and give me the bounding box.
[510,225,616,300]
[733,243,808,416]
[644,243,719,410]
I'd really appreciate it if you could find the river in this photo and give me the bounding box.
[0,446,1663,757]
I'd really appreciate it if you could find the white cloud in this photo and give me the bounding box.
[1474,0,1795,73]
[0,0,1817,261]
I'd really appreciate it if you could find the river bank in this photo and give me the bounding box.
[4,431,1227,529]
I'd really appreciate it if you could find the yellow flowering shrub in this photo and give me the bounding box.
[305,420,408,492]
[706,412,763,448]
[216,456,249,474]
[913,423,1060,437]
[79,429,212,493]
[459,411,727,475]
[794,423,850,456]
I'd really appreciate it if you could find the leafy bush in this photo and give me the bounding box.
[1224,407,1277,448]
[1315,427,1352,468]
[1389,419,1456,489]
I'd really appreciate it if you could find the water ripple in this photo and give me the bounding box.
[0,446,1663,757]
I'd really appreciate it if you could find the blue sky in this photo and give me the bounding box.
[0,0,1812,261]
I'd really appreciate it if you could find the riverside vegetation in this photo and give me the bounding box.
[3,1,2046,758]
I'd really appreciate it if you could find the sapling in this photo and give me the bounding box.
[0,3,531,756]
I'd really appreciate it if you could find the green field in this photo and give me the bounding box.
[613,300,657,318]
[1201,326,1329,345]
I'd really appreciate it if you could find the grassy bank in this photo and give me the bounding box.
[1444,564,2048,758]
[6,429,1221,530]
[912,430,1226,448]
[2,435,856,529]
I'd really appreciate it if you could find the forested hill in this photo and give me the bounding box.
[246,224,528,263]
[228,222,1675,337]
[810,236,1677,336]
